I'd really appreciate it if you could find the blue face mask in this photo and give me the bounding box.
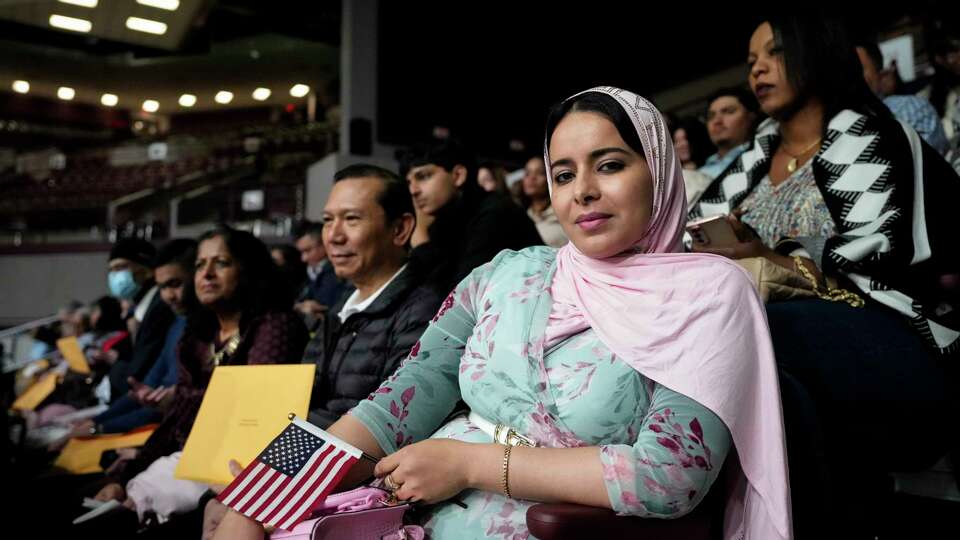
[108,269,141,300]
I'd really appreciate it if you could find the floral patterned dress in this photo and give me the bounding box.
[350,247,731,539]
[738,160,837,247]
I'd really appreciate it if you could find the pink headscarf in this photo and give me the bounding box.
[544,87,792,540]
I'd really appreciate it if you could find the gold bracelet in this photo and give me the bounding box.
[501,444,513,499]
[792,256,865,308]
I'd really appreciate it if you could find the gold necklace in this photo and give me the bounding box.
[782,137,822,173]
[209,333,241,367]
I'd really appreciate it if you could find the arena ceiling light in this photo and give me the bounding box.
[142,99,160,113]
[57,87,76,100]
[58,0,98,7]
[252,87,271,101]
[289,84,310,98]
[12,80,30,94]
[101,93,118,107]
[214,91,234,104]
[137,0,180,10]
[49,14,92,33]
[126,16,167,35]
[178,94,197,107]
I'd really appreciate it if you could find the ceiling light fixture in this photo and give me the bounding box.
[136,0,180,10]
[49,14,93,33]
[126,16,167,35]
[289,84,310,98]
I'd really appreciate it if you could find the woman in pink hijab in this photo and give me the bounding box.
[211,87,791,540]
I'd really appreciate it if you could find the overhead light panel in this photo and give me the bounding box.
[58,0,99,7]
[12,80,30,94]
[252,88,271,101]
[142,99,160,113]
[214,91,234,104]
[101,93,118,107]
[289,84,310,98]
[126,17,167,35]
[49,14,92,33]
[178,94,197,107]
[137,0,180,10]
[57,87,76,100]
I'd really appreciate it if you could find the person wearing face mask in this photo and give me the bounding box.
[78,239,198,436]
[105,238,175,403]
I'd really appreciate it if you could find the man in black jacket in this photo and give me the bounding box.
[292,219,348,330]
[400,139,543,294]
[304,164,442,428]
[104,238,175,401]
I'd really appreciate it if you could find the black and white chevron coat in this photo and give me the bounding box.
[690,109,960,356]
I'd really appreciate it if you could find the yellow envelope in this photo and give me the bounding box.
[11,371,58,411]
[54,427,156,474]
[174,364,315,486]
[14,359,51,394]
[57,336,91,375]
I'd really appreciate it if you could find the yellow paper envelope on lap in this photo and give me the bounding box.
[11,371,58,411]
[57,336,91,374]
[54,426,156,474]
[175,364,315,486]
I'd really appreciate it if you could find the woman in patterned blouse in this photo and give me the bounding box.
[690,13,960,539]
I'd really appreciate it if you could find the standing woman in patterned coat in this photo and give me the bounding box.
[689,12,960,539]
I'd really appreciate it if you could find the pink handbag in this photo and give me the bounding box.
[269,486,424,540]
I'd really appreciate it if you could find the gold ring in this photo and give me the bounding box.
[384,474,401,491]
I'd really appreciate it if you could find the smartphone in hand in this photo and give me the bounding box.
[686,215,739,248]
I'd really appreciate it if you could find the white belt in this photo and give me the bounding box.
[467,411,536,447]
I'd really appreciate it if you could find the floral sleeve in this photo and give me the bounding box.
[349,258,495,455]
[599,384,731,518]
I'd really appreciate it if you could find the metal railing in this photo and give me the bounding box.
[1,314,57,374]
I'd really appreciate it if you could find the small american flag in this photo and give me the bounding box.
[217,417,362,531]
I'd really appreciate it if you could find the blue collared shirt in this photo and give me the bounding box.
[884,95,950,156]
[698,142,750,180]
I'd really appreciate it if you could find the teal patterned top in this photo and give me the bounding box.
[351,247,731,539]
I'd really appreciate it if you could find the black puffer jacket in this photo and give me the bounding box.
[304,264,442,428]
